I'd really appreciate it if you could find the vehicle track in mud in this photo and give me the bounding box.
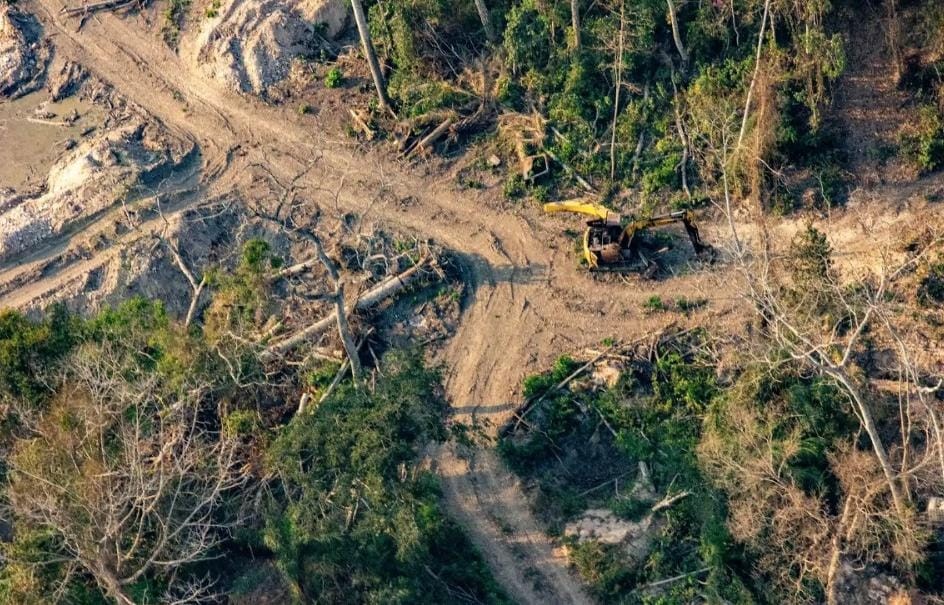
[7,2,941,603]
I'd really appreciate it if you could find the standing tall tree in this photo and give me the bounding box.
[351,0,392,113]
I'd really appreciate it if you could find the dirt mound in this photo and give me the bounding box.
[0,4,50,98]
[0,114,193,262]
[195,0,347,96]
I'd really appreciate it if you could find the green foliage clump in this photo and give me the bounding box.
[161,0,190,46]
[0,528,108,605]
[262,351,508,604]
[0,304,76,408]
[918,261,944,305]
[324,66,344,88]
[204,0,220,18]
[502,173,526,200]
[502,1,550,75]
[643,295,666,312]
[901,104,944,173]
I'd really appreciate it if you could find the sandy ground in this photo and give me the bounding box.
[1,1,943,602]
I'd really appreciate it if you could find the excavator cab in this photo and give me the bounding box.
[544,199,709,272]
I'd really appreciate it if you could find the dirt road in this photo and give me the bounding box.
[6,2,936,603]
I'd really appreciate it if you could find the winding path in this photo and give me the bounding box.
[6,3,738,603]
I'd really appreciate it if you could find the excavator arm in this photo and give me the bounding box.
[543,199,620,224]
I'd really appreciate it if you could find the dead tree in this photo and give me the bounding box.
[7,342,248,604]
[736,0,771,151]
[161,236,208,329]
[351,0,392,114]
[571,0,582,51]
[610,0,625,180]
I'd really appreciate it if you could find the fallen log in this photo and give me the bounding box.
[262,256,433,358]
[405,117,453,157]
[60,0,137,17]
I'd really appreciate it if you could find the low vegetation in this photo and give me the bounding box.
[0,242,504,603]
[502,227,944,603]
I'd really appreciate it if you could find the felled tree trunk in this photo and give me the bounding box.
[666,0,688,66]
[263,257,432,357]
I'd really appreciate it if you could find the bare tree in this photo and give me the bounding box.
[351,0,392,114]
[7,342,249,604]
[610,0,625,180]
[161,235,208,329]
[738,228,944,519]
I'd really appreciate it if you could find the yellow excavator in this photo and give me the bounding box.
[543,199,709,272]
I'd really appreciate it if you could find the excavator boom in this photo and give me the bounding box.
[625,210,707,254]
[542,199,619,224]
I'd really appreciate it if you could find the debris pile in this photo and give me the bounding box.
[0,4,49,98]
[195,0,347,96]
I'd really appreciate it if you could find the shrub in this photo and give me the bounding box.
[900,104,944,173]
[324,66,343,88]
[503,174,526,200]
[502,0,549,75]
[643,295,666,312]
[262,351,509,604]
[919,262,944,305]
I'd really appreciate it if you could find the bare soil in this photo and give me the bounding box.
[833,1,916,186]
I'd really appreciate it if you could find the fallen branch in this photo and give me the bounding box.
[318,358,350,405]
[650,490,692,513]
[60,0,137,17]
[577,471,633,497]
[26,117,70,127]
[406,117,454,157]
[547,129,595,192]
[508,344,616,434]
[635,567,710,593]
[349,109,375,141]
[273,256,322,280]
[262,256,433,358]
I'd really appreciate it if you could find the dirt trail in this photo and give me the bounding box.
[834,1,912,185]
[8,3,940,603]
